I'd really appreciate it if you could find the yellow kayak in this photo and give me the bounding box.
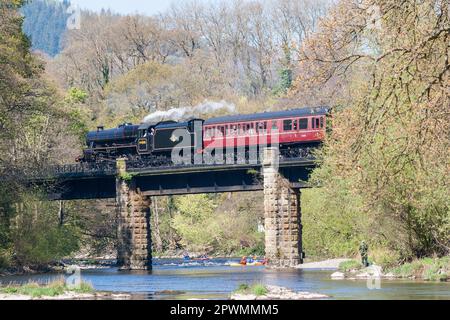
[229,262,264,267]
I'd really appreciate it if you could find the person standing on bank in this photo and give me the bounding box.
[359,241,369,267]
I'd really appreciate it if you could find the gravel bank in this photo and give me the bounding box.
[296,259,351,270]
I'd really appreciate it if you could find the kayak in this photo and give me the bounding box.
[229,262,265,267]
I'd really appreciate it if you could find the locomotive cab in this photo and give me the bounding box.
[137,123,156,154]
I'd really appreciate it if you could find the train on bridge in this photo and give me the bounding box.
[79,107,330,165]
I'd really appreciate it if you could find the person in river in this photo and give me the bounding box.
[183,252,190,261]
[359,241,369,267]
[240,256,247,266]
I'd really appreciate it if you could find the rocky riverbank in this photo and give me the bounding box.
[231,285,329,300]
[330,256,450,282]
[0,292,132,300]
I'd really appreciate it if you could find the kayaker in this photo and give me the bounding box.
[183,251,190,261]
[240,256,247,265]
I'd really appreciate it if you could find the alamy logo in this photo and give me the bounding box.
[366,265,382,290]
[65,265,82,289]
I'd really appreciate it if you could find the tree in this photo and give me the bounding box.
[0,0,85,269]
[292,0,450,259]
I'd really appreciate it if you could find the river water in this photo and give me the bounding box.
[1,259,449,300]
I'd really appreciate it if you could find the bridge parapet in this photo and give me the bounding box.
[29,151,316,181]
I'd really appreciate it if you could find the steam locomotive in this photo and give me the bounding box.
[79,107,330,164]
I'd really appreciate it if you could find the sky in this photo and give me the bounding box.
[69,0,175,16]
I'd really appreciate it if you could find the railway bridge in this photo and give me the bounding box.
[32,148,316,270]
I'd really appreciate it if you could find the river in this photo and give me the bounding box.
[1,259,449,300]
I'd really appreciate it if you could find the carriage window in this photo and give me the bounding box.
[316,118,320,129]
[299,119,308,130]
[311,118,315,129]
[320,117,324,128]
[283,120,293,131]
[257,122,267,133]
[230,125,238,136]
[272,121,279,131]
[249,123,255,134]
[293,120,298,131]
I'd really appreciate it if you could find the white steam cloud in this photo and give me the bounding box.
[143,100,236,123]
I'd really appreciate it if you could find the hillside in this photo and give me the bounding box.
[21,0,70,56]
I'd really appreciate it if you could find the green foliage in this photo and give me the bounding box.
[252,284,269,296]
[66,87,88,104]
[0,249,12,269]
[390,257,450,282]
[339,260,362,272]
[236,284,250,292]
[234,283,268,296]
[0,2,82,270]
[302,187,368,259]
[236,241,265,257]
[0,278,94,298]
[172,195,219,252]
[273,68,293,95]
[369,248,401,270]
[10,198,80,266]
[160,193,264,255]
[292,0,449,262]
[119,172,135,182]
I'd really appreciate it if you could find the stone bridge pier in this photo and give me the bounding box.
[116,159,152,270]
[263,148,304,268]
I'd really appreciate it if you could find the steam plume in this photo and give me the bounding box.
[143,100,236,123]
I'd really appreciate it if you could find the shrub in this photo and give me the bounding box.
[252,284,269,296]
[0,278,94,298]
[339,260,362,272]
[0,249,12,269]
[234,283,268,296]
[370,248,400,270]
[390,257,450,281]
[236,284,250,293]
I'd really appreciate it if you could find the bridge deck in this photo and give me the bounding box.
[30,157,317,200]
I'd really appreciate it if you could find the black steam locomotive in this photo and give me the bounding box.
[80,119,204,164]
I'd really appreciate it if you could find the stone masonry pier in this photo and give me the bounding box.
[263,148,303,268]
[116,159,152,270]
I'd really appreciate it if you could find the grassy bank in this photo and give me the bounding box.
[338,256,450,281]
[0,278,94,298]
[389,257,449,281]
[234,284,269,297]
